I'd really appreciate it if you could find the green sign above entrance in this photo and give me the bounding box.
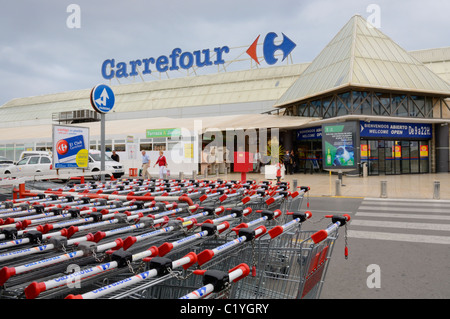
[146,128,181,138]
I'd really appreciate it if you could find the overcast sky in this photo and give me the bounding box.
[0,0,449,106]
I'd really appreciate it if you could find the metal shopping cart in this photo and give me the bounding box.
[194,212,349,300]
[0,179,350,300]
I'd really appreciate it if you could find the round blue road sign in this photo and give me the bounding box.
[90,84,115,113]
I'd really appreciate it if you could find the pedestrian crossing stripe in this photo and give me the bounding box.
[358,205,450,213]
[356,212,450,221]
[350,220,450,232]
[348,230,450,245]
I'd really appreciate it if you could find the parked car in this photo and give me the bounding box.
[88,150,124,179]
[0,156,14,167]
[19,151,52,161]
[3,155,53,175]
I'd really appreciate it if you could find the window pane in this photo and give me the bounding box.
[401,141,410,174]
[28,157,39,164]
[419,141,429,173]
[40,157,51,164]
[410,141,419,173]
[368,140,378,175]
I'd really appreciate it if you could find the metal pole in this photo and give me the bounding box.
[101,113,105,183]
[433,181,440,199]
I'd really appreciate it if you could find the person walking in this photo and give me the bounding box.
[290,149,296,174]
[283,150,291,175]
[111,150,120,162]
[276,161,283,183]
[141,150,150,179]
[154,151,168,179]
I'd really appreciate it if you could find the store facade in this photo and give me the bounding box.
[276,15,450,175]
[295,119,437,175]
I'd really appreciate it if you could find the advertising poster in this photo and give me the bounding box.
[322,122,357,169]
[420,145,429,158]
[53,125,89,169]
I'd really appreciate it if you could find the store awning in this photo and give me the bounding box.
[0,114,320,143]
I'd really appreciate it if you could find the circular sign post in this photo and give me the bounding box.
[90,84,116,114]
[90,84,115,182]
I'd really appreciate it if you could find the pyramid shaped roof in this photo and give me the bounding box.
[275,15,450,108]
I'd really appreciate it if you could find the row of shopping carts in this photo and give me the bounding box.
[0,177,350,299]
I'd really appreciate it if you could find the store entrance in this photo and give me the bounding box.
[361,139,429,175]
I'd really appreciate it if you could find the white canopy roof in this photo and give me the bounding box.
[0,114,319,143]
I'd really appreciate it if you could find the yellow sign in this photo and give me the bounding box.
[361,144,368,158]
[76,149,89,168]
[420,145,429,157]
[394,145,401,158]
[184,143,193,159]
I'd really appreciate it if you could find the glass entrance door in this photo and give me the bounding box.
[385,141,393,175]
[410,141,419,173]
[419,141,429,173]
[401,141,410,174]
[378,140,385,174]
[364,139,429,175]
[368,140,379,175]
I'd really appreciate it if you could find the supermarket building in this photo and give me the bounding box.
[0,15,449,176]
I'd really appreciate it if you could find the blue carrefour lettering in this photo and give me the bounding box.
[101,46,229,80]
[169,48,182,71]
[214,46,230,65]
[116,62,129,78]
[156,55,169,73]
[129,59,142,76]
[101,59,115,80]
[92,277,132,293]
[217,238,243,251]
[179,52,194,69]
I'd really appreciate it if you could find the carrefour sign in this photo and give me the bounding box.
[101,32,296,80]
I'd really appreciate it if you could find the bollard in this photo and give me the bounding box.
[433,181,440,199]
[338,170,345,186]
[215,167,219,177]
[192,170,197,180]
[335,179,341,196]
[380,181,387,198]
[179,171,184,180]
[293,179,298,192]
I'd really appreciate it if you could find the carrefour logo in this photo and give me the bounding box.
[246,32,296,65]
[56,139,69,156]
[101,32,296,80]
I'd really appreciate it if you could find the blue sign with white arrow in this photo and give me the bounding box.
[90,84,115,113]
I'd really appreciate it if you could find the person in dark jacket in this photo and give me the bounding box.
[111,150,120,162]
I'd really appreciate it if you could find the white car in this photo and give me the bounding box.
[3,155,53,175]
[19,151,52,161]
[0,156,14,168]
[88,151,124,179]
